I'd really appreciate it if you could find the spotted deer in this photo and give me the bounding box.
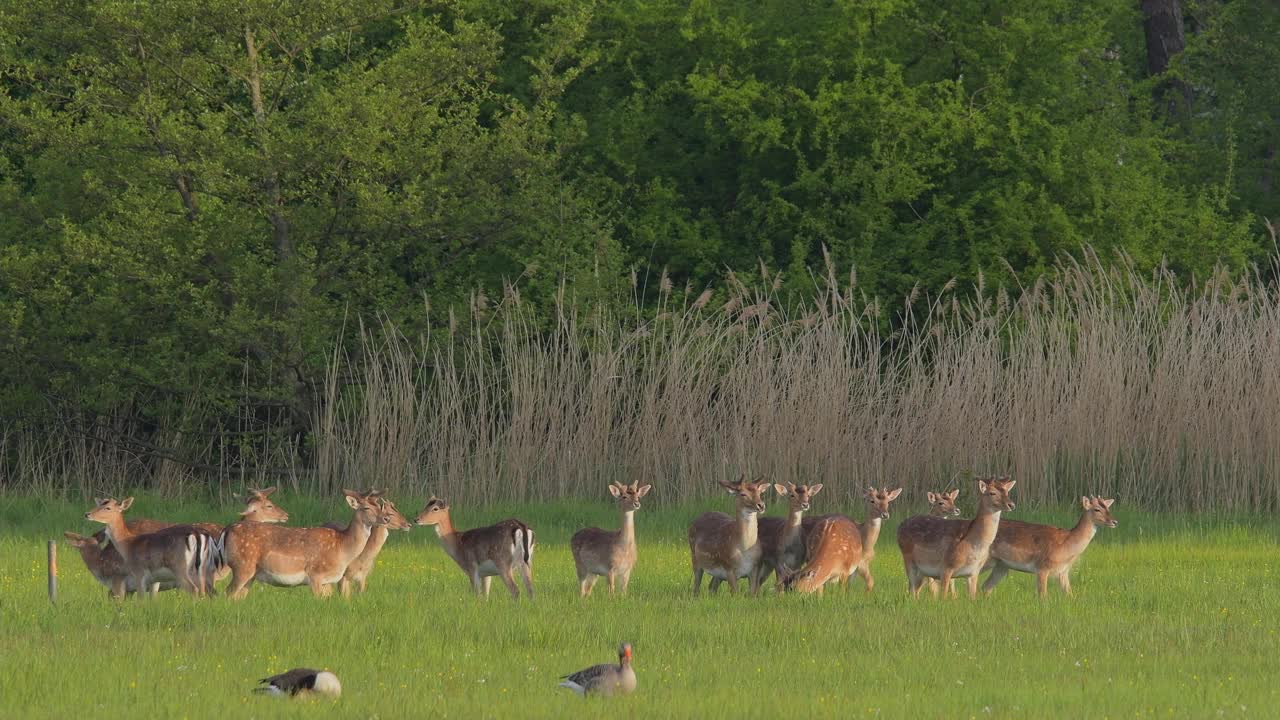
[84,497,220,597]
[220,489,385,599]
[69,488,288,598]
[896,477,1016,598]
[323,496,412,597]
[752,483,823,593]
[981,496,1117,597]
[414,496,535,600]
[778,514,860,594]
[784,486,902,593]
[687,478,772,595]
[570,482,652,597]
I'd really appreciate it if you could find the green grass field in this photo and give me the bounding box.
[1,494,1277,719]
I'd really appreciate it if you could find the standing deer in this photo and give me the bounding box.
[981,496,1118,597]
[752,483,823,593]
[687,478,772,595]
[323,496,413,597]
[783,486,902,593]
[220,489,385,599]
[570,482,652,597]
[68,488,288,599]
[84,497,219,597]
[923,488,961,596]
[897,476,1017,598]
[414,496,535,600]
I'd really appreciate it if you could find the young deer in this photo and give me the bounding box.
[787,486,902,593]
[778,514,860,594]
[896,477,1016,598]
[570,482,652,597]
[323,496,413,597]
[751,483,823,594]
[64,531,155,599]
[84,497,220,597]
[414,496,535,600]
[687,478,771,595]
[981,496,1118,597]
[220,489,385,599]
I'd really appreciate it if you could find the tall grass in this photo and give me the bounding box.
[6,250,1280,511]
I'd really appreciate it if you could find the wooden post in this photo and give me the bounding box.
[47,540,57,605]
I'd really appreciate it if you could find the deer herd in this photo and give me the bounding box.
[67,476,1118,602]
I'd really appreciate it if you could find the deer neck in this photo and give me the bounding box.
[618,509,636,548]
[432,512,464,565]
[964,502,1003,547]
[363,526,390,556]
[339,512,374,559]
[860,515,883,552]
[100,514,136,560]
[736,508,759,550]
[1063,512,1099,556]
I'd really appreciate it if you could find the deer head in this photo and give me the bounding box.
[772,482,823,513]
[415,495,450,526]
[976,476,1017,513]
[608,482,652,512]
[927,489,961,517]
[718,477,770,515]
[1082,495,1118,528]
[85,497,133,523]
[864,486,903,520]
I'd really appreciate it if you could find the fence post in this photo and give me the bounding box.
[47,540,57,605]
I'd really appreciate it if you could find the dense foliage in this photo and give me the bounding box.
[0,0,1275,482]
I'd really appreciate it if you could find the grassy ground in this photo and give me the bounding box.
[1,493,1277,719]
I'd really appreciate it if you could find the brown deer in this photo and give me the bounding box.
[752,483,823,593]
[687,478,772,595]
[570,482,652,597]
[778,514,860,594]
[924,488,961,596]
[896,477,1016,598]
[220,489,385,599]
[322,496,413,597]
[981,496,1117,597]
[414,496,535,600]
[84,497,220,597]
[783,486,902,593]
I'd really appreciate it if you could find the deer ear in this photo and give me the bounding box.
[977,480,989,493]
[948,489,960,500]
[773,483,788,496]
[718,478,738,492]
[809,483,823,496]
[865,486,876,497]
[1003,480,1016,490]
[261,486,277,497]
[637,484,652,497]
[1101,498,1115,508]
[608,484,623,498]
[927,492,938,504]
[887,487,902,501]
[119,497,134,511]
[345,494,362,510]
[1081,496,1092,509]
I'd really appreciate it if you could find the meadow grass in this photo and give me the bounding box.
[1,493,1277,719]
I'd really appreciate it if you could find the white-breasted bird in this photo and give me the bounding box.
[558,643,636,697]
[253,668,342,699]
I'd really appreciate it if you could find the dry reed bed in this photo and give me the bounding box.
[6,253,1280,511]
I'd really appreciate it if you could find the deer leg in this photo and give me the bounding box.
[619,570,631,594]
[500,569,520,600]
[1036,570,1050,598]
[708,577,722,594]
[110,577,126,600]
[691,568,703,596]
[981,563,1010,594]
[861,564,874,593]
[358,577,368,594]
[966,574,979,599]
[580,576,595,597]
[309,576,333,598]
[940,570,957,599]
[607,572,617,594]
[339,577,352,599]
[1059,572,1073,596]
[519,563,535,600]
[225,567,254,600]
[725,576,738,595]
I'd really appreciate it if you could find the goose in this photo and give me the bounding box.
[253,668,341,699]
[558,643,636,697]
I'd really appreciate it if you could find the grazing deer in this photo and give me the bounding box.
[981,496,1117,597]
[687,478,771,595]
[323,496,413,597]
[783,486,902,593]
[84,497,220,597]
[72,489,289,598]
[778,514,860,594]
[570,482,652,597]
[896,477,1016,598]
[414,496,535,600]
[752,483,823,593]
[220,489,385,599]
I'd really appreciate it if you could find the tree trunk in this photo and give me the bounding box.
[244,27,291,263]
[1141,0,1192,118]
